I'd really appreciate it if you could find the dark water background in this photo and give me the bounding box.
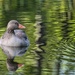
[0,0,75,75]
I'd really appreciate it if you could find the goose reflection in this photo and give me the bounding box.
[0,45,27,71]
[6,58,24,71]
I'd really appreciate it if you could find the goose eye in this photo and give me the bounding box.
[15,22,18,24]
[15,22,19,26]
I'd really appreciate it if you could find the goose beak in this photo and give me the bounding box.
[18,24,26,29]
[18,63,24,68]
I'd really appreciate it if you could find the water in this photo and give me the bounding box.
[0,0,75,75]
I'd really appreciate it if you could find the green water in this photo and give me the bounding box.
[0,0,75,75]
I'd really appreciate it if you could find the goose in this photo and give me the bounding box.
[0,20,30,47]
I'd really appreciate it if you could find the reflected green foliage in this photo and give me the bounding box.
[0,0,75,75]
